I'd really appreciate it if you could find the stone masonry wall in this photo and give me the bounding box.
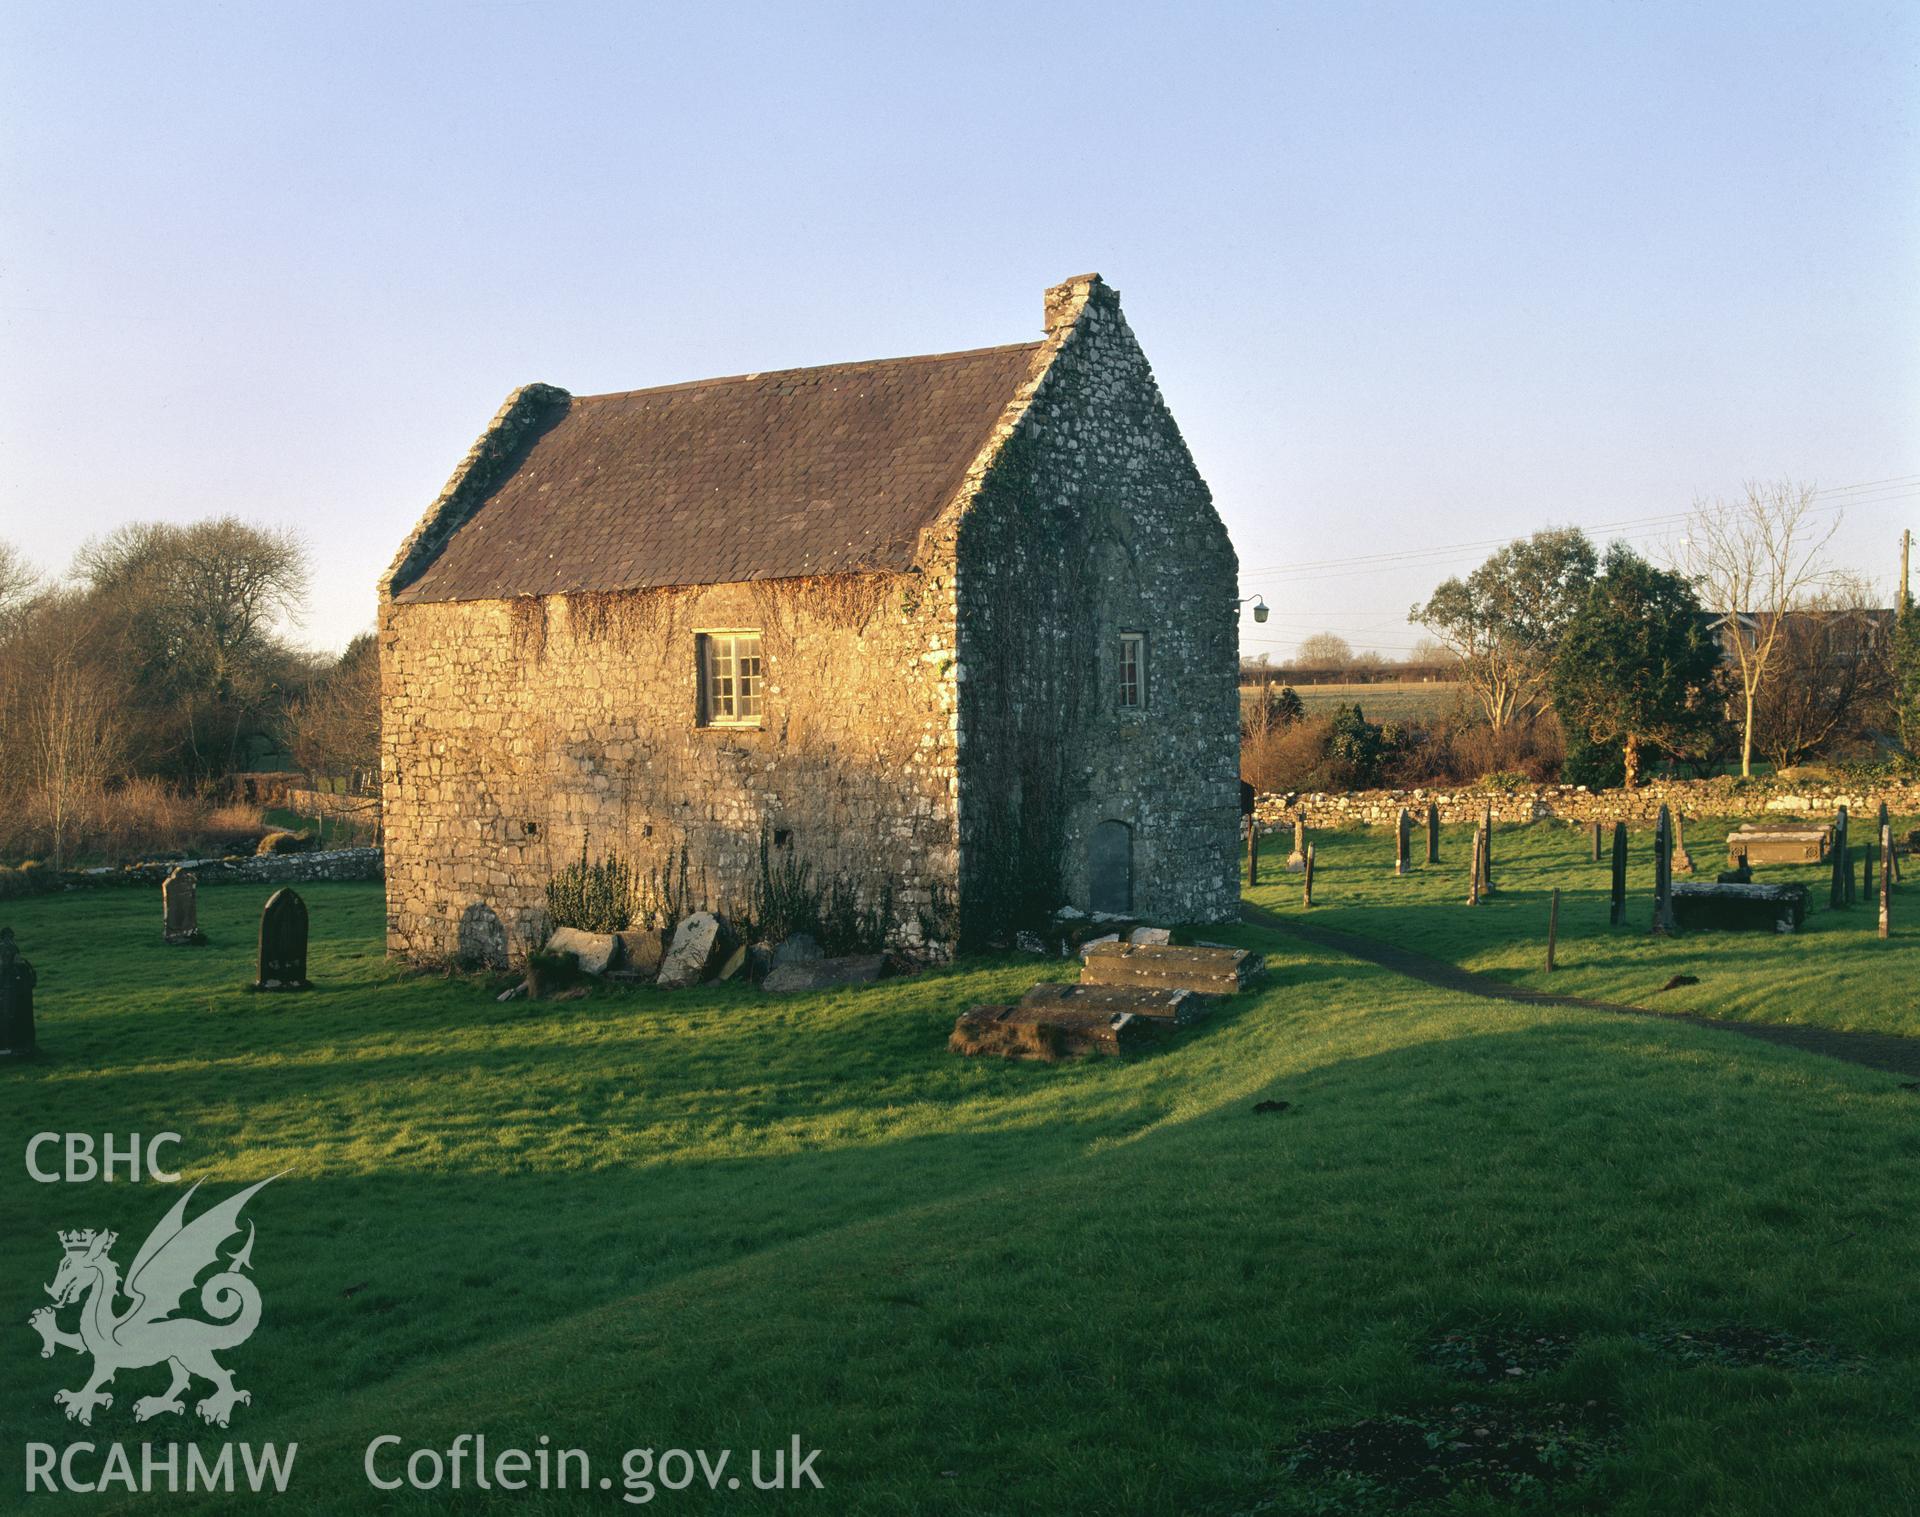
[953,277,1241,937]
[1254,776,1920,831]
[380,576,959,966]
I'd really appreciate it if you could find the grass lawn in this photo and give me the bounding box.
[1248,814,1918,1038]
[4,881,1920,1513]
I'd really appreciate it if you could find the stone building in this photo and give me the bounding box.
[379,273,1241,964]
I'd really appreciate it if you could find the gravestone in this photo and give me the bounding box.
[1840,809,1855,903]
[0,927,36,1059]
[1481,805,1494,891]
[1426,802,1440,864]
[1882,802,1901,883]
[1882,824,1894,940]
[1395,809,1410,876]
[161,868,205,946]
[1609,821,1628,927]
[1831,807,1850,910]
[657,911,733,989]
[253,888,311,991]
[1671,812,1693,875]
[1467,828,1483,906]
[1591,821,1603,863]
[1651,805,1676,935]
[1286,815,1307,873]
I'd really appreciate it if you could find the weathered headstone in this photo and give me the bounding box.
[0,927,36,1058]
[1468,828,1483,906]
[1545,888,1561,971]
[544,927,619,975]
[1591,821,1603,863]
[657,911,733,989]
[1609,821,1628,927]
[1882,802,1901,883]
[1671,811,1693,875]
[1481,805,1494,891]
[161,867,205,946]
[1831,807,1850,910]
[1302,843,1315,907]
[253,888,310,991]
[1286,815,1307,873]
[763,952,890,994]
[1426,802,1440,864]
[1395,809,1410,876]
[1247,824,1260,887]
[1651,805,1676,936]
[1882,824,1895,940]
[1840,808,1854,903]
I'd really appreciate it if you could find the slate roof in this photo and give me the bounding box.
[393,341,1044,603]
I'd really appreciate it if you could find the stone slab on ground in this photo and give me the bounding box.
[1018,980,1201,1027]
[1128,926,1174,946]
[1726,827,1830,867]
[614,927,666,975]
[948,1004,1152,1061]
[1080,941,1264,995]
[1672,882,1810,933]
[762,953,888,994]
[656,912,734,989]
[544,927,621,976]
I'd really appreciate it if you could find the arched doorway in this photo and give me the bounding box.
[1089,820,1133,915]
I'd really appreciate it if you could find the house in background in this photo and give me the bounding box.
[378,274,1241,964]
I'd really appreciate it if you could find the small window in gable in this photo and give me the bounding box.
[1119,631,1147,710]
[696,630,765,727]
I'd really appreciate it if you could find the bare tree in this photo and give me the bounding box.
[0,541,39,633]
[1753,574,1896,768]
[1678,480,1839,778]
[288,632,381,791]
[1295,633,1353,670]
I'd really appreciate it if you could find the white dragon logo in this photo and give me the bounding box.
[28,1177,275,1428]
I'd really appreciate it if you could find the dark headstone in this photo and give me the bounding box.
[253,888,311,991]
[1426,802,1440,864]
[1609,821,1628,927]
[1591,820,1603,863]
[0,927,36,1058]
[1651,805,1676,936]
[161,867,204,946]
[1882,824,1895,940]
[1830,807,1850,909]
[1395,809,1410,876]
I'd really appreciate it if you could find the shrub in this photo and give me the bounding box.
[1326,704,1387,788]
[255,830,308,856]
[749,825,820,945]
[545,844,637,933]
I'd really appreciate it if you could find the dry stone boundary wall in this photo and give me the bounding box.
[1255,778,1920,830]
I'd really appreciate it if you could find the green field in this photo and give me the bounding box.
[1245,681,1467,723]
[5,879,1920,1514]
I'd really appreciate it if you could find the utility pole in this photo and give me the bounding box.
[1903,528,1912,610]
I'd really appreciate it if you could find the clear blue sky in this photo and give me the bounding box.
[4,1,1915,657]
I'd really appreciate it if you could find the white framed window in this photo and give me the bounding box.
[1119,631,1147,709]
[696,630,764,727]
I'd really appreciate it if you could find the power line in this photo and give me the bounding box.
[1234,475,1920,584]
